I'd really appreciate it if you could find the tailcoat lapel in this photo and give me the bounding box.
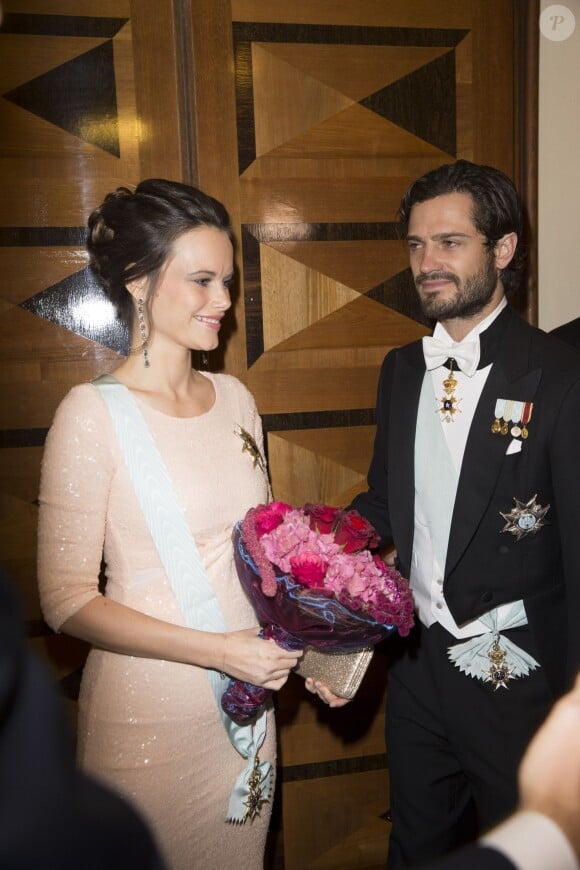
[445,314,542,577]
[388,342,425,574]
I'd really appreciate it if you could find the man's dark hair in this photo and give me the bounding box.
[398,160,525,297]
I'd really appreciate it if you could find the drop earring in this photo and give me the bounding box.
[137,298,150,368]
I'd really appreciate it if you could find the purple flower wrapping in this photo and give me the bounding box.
[221,523,404,724]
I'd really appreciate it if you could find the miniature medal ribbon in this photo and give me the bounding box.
[491,399,533,437]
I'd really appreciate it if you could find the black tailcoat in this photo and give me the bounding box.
[353,303,580,696]
[551,315,580,350]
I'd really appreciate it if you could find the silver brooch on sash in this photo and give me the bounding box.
[500,494,550,541]
[235,425,266,472]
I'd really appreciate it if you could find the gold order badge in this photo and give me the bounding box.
[485,636,514,690]
[436,358,462,423]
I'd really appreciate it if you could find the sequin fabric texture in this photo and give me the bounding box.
[38,373,275,869]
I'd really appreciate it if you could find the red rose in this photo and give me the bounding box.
[372,554,388,574]
[303,503,341,534]
[289,551,328,588]
[254,501,293,538]
[333,510,380,554]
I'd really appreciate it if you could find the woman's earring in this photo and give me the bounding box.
[137,298,150,368]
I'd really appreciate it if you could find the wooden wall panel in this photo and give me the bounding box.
[0,0,188,727]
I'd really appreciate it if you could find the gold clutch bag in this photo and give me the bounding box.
[295,647,373,699]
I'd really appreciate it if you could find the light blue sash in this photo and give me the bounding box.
[94,376,271,822]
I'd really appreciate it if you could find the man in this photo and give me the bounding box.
[419,674,580,870]
[351,160,580,867]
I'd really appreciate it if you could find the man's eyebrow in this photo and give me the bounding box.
[405,231,475,242]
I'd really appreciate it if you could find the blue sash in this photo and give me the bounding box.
[94,375,271,822]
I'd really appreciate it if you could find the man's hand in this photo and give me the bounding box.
[383,547,397,568]
[304,677,351,708]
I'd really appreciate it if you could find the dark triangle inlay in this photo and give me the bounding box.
[19,266,128,354]
[366,269,433,329]
[361,50,457,156]
[4,41,120,156]
[0,13,128,38]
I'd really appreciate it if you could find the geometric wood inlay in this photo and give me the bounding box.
[4,41,121,155]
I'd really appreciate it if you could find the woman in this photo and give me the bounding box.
[37,180,300,869]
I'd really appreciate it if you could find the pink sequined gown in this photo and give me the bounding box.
[38,373,275,869]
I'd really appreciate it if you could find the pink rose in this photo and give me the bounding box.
[290,551,328,589]
[333,510,380,554]
[254,501,293,537]
[261,511,312,572]
[304,503,341,534]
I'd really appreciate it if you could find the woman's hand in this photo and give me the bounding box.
[221,628,301,690]
[304,677,351,708]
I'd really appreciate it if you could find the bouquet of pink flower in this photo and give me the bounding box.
[222,502,414,724]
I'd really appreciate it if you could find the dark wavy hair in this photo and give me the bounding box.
[87,179,232,327]
[398,160,525,297]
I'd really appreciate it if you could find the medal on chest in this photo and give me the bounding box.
[500,494,550,541]
[491,399,533,438]
[436,358,462,423]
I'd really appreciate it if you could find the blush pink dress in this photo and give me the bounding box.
[38,373,275,869]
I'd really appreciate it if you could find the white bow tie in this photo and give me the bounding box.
[422,335,481,377]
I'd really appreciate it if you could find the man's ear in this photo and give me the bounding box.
[494,233,518,269]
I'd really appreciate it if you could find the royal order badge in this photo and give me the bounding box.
[436,360,462,423]
[500,494,550,541]
[485,635,514,690]
[243,756,267,822]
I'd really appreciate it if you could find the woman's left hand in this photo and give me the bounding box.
[304,677,351,708]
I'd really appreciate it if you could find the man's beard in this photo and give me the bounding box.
[415,253,498,321]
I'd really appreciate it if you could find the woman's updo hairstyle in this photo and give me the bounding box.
[87,179,232,327]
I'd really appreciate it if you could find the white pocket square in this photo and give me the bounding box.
[506,439,523,455]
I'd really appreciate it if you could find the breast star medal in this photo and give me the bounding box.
[485,634,514,690]
[500,494,550,541]
[234,425,266,472]
[436,358,462,423]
